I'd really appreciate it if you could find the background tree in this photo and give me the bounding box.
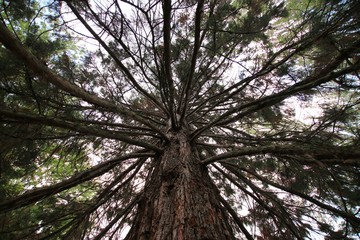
[0,0,360,239]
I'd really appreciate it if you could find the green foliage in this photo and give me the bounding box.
[0,1,97,238]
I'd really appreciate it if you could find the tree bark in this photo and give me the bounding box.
[125,130,234,240]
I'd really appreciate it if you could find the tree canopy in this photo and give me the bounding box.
[0,0,360,239]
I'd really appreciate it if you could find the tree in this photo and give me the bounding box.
[0,0,359,239]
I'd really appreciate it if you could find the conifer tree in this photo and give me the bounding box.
[0,0,359,239]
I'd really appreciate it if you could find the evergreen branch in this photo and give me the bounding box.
[0,108,162,151]
[191,41,360,140]
[223,164,304,239]
[202,144,360,165]
[0,152,154,213]
[0,20,168,140]
[189,10,358,129]
[187,32,312,120]
[216,45,360,126]
[85,157,147,216]
[93,193,141,240]
[214,164,302,239]
[216,164,303,239]
[236,166,360,227]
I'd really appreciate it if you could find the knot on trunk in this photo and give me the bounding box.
[161,161,180,182]
[161,131,191,182]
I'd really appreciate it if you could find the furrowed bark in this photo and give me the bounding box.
[125,130,235,240]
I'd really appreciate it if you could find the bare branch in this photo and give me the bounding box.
[178,0,204,124]
[218,195,254,240]
[162,0,177,127]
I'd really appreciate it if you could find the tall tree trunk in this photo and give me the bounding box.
[125,130,234,240]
